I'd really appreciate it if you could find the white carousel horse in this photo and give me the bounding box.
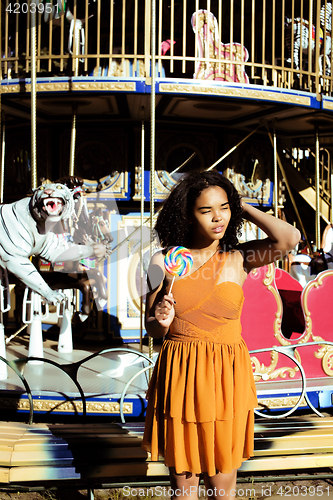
[191,9,250,83]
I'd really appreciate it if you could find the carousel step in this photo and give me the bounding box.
[0,417,332,483]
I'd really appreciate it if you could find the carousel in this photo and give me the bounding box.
[0,0,333,433]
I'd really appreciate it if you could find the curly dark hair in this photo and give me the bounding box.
[155,170,243,250]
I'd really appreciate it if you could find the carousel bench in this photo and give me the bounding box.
[1,417,333,490]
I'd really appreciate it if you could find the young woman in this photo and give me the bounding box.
[142,170,300,499]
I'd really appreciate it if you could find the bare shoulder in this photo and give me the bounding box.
[218,249,247,286]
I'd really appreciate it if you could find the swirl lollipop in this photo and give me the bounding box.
[164,246,193,294]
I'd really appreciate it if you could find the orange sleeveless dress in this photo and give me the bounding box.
[142,251,258,476]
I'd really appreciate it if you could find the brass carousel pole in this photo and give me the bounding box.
[69,105,77,177]
[31,1,37,190]
[315,129,321,250]
[69,0,79,177]
[149,0,156,364]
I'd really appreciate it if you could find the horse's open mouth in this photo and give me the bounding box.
[42,197,64,216]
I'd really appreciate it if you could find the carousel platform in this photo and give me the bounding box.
[0,329,332,422]
[0,332,160,422]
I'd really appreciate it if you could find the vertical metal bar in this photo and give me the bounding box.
[60,5,64,72]
[37,5,41,73]
[241,0,245,67]
[273,128,278,218]
[15,7,19,75]
[206,0,211,73]
[73,0,78,76]
[48,14,53,74]
[230,0,234,80]
[170,0,174,73]
[251,0,255,80]
[149,0,156,364]
[26,2,30,73]
[281,0,285,86]
[193,0,199,78]
[262,0,266,83]
[4,0,8,77]
[121,0,126,74]
[217,1,222,79]
[140,112,145,352]
[272,0,276,85]
[109,0,114,73]
[84,0,89,74]
[299,1,304,87]
[182,0,187,73]
[69,106,77,177]
[31,0,37,190]
[308,0,313,90]
[315,129,321,250]
[134,0,138,73]
[290,0,295,87]
[0,115,5,204]
[145,0,151,78]
[158,0,163,75]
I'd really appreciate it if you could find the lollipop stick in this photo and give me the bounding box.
[168,276,175,295]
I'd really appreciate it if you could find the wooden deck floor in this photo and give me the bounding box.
[0,417,333,485]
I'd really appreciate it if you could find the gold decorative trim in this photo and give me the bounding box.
[0,398,133,414]
[1,81,136,94]
[133,166,146,200]
[323,99,333,110]
[299,269,333,374]
[85,172,129,199]
[159,83,312,105]
[263,264,285,346]
[301,270,333,343]
[314,345,333,376]
[257,395,307,410]
[155,170,178,198]
[251,351,299,382]
[322,349,333,376]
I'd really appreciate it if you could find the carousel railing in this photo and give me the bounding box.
[2,0,333,94]
[1,342,332,425]
[0,347,155,424]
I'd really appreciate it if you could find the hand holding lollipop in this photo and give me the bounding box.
[164,246,193,294]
